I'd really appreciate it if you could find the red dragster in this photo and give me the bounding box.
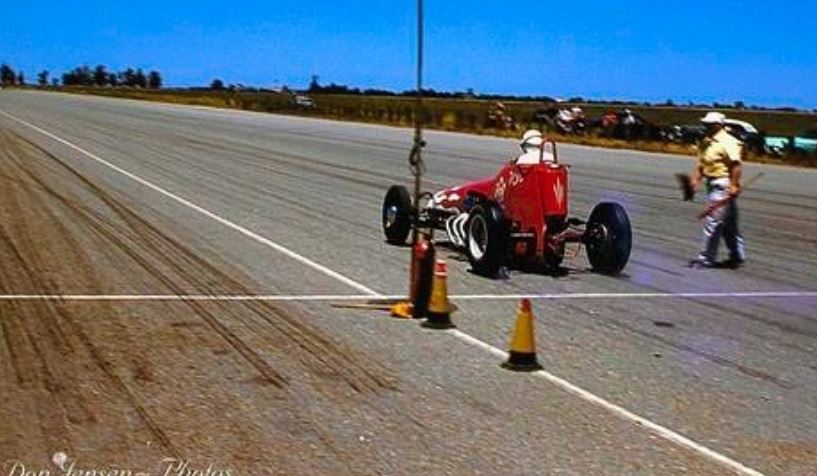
[382,140,631,277]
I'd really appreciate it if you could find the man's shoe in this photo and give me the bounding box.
[688,258,714,269]
[722,257,745,269]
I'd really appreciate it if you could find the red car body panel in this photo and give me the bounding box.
[434,161,570,258]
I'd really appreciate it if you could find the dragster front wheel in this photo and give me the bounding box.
[585,202,632,275]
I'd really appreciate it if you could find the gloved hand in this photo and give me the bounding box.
[728,183,741,197]
[675,173,696,201]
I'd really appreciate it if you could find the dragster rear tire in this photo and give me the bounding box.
[382,185,413,245]
[466,203,509,277]
[586,202,632,275]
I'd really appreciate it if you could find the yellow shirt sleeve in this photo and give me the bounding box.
[718,130,743,163]
[724,141,742,163]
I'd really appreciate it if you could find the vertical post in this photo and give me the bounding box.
[410,0,425,247]
[390,0,435,319]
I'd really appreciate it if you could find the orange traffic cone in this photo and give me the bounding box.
[421,260,455,329]
[501,299,543,371]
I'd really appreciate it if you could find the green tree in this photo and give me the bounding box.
[119,68,136,87]
[147,70,162,89]
[108,73,118,87]
[63,65,93,86]
[210,78,225,90]
[134,68,147,88]
[0,64,16,86]
[17,72,25,86]
[308,74,320,92]
[93,65,108,86]
[37,70,49,87]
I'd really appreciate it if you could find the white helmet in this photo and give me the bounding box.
[700,111,726,124]
[520,129,543,150]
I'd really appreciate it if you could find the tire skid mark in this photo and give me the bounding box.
[0,310,29,385]
[65,120,384,244]
[124,128,398,219]
[0,305,75,456]
[148,125,409,189]
[4,130,292,460]
[1,123,449,464]
[0,256,73,451]
[632,275,817,341]
[629,257,686,278]
[14,129,398,395]
[53,301,182,457]
[702,299,817,340]
[560,298,794,390]
[7,134,291,390]
[48,120,401,249]
[14,300,97,427]
[630,228,817,288]
[1,131,180,456]
[0,172,76,356]
[184,135,391,190]
[124,129,415,241]
[14,128,406,400]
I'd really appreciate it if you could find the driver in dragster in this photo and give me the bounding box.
[516,129,554,164]
[438,129,553,247]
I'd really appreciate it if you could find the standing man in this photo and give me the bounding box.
[689,111,746,268]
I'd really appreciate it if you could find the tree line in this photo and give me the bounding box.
[61,65,161,88]
[0,63,162,89]
[301,75,811,113]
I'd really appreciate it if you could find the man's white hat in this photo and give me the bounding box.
[520,129,543,150]
[700,111,726,124]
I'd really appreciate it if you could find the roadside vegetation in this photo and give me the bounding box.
[2,63,815,166]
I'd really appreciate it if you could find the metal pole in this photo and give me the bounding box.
[416,0,424,138]
[410,0,425,246]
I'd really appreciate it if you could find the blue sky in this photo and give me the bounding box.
[2,1,816,108]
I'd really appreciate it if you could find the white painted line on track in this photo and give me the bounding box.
[0,294,380,302]
[451,291,817,300]
[0,291,814,302]
[0,110,378,296]
[525,353,766,476]
[0,110,766,476]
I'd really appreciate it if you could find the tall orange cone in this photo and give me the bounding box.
[501,299,543,371]
[421,260,455,329]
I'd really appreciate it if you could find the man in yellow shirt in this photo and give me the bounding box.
[688,111,745,268]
